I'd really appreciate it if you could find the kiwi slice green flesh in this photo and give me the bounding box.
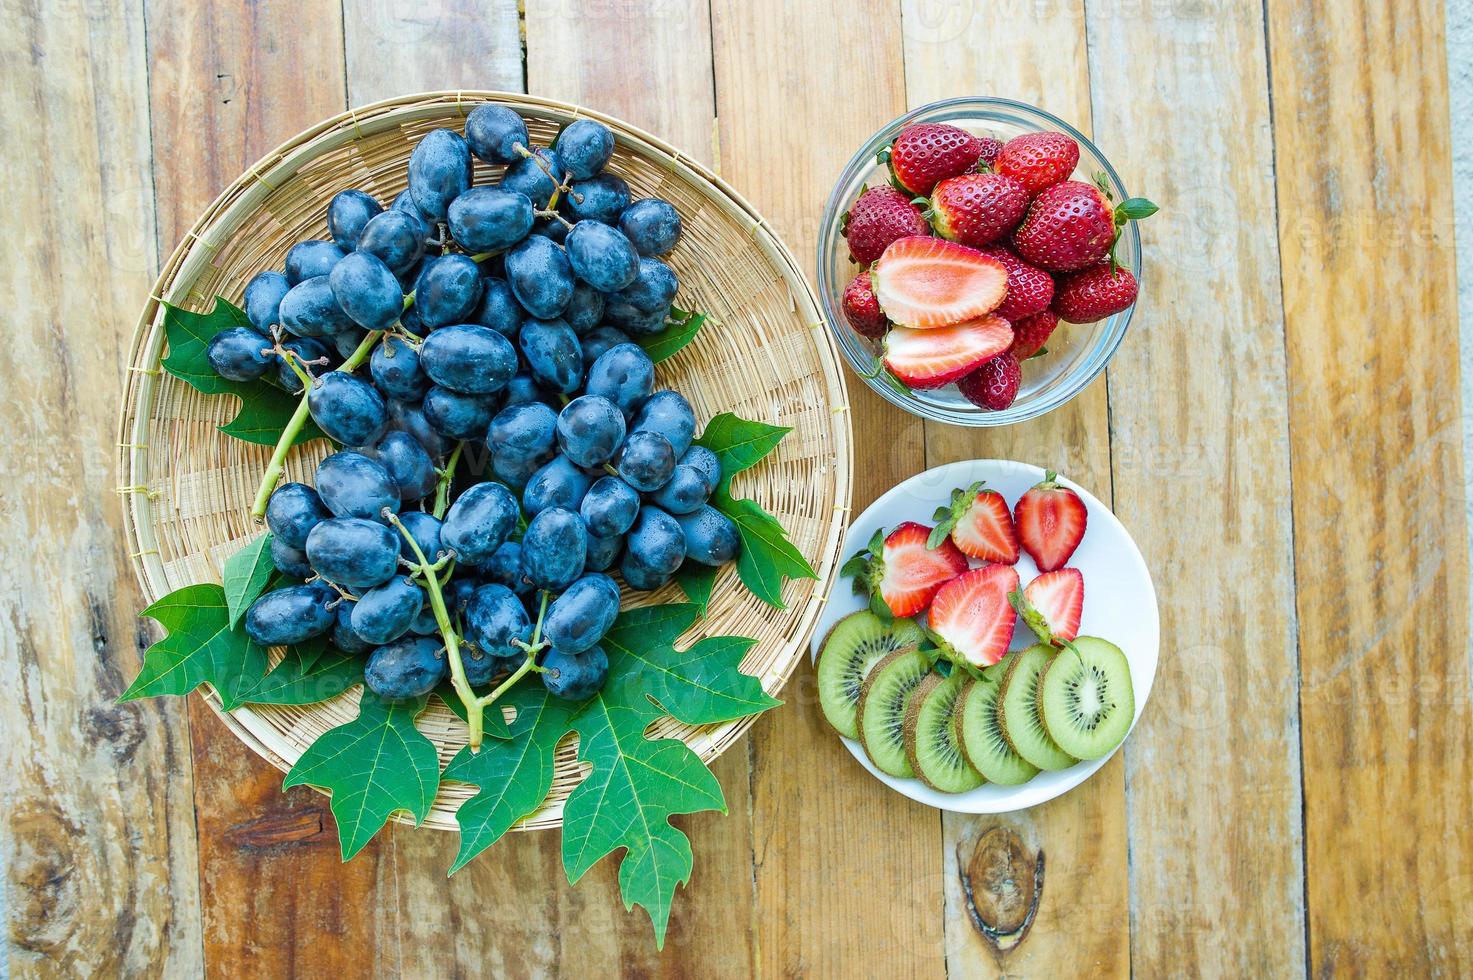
[856,647,933,778]
[956,676,1040,786]
[904,671,984,793]
[817,611,926,740]
[1039,636,1135,760]
[997,644,1077,771]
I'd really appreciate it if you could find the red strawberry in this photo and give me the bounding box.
[925,173,1029,248]
[870,236,1008,328]
[841,271,887,339]
[982,247,1055,321]
[1009,310,1060,359]
[1014,470,1088,571]
[883,316,1013,390]
[957,352,1021,410]
[994,132,1080,194]
[885,123,984,196]
[930,481,1020,563]
[1011,568,1084,644]
[842,185,930,266]
[929,564,1021,667]
[1013,179,1159,273]
[1053,263,1138,323]
[976,136,1004,168]
[844,521,968,617]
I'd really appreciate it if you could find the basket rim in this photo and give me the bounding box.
[116,91,854,832]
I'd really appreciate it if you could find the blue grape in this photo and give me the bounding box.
[331,602,376,654]
[305,517,400,589]
[502,371,553,409]
[308,372,388,447]
[331,327,369,360]
[391,189,434,224]
[619,198,682,256]
[245,583,335,647]
[407,605,440,636]
[543,573,620,654]
[465,103,529,165]
[565,221,639,292]
[243,271,290,332]
[648,465,711,515]
[557,395,625,467]
[365,636,447,700]
[680,445,722,489]
[488,401,559,464]
[616,431,676,492]
[563,281,605,335]
[616,257,678,313]
[358,209,427,275]
[350,574,423,645]
[370,430,438,501]
[269,537,313,578]
[399,301,428,337]
[386,398,448,457]
[272,337,332,394]
[266,482,330,548]
[500,147,564,209]
[328,251,403,331]
[523,455,591,516]
[531,215,569,244]
[444,576,480,614]
[675,506,741,566]
[579,476,640,537]
[480,540,530,594]
[584,343,653,416]
[604,299,669,337]
[448,186,535,253]
[280,275,353,337]
[315,450,399,521]
[207,326,273,382]
[540,644,609,700]
[461,646,510,687]
[631,389,695,457]
[463,584,533,658]
[408,128,473,221]
[414,254,484,328]
[440,481,519,564]
[584,531,623,572]
[564,173,629,224]
[420,323,517,394]
[505,235,574,319]
[554,119,615,181]
[285,240,346,285]
[395,510,444,562]
[623,505,685,585]
[422,386,498,440]
[472,277,524,339]
[519,507,588,591]
[327,189,382,250]
[518,318,583,394]
[580,326,631,367]
[371,335,430,400]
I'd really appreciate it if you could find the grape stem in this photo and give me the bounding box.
[533,209,575,232]
[432,443,464,519]
[512,143,582,204]
[476,591,550,714]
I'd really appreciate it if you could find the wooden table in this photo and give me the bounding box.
[6,0,1468,975]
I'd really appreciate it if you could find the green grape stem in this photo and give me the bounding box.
[432,443,464,519]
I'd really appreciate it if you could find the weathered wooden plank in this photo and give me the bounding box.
[344,0,523,105]
[900,1,1130,974]
[1085,0,1306,973]
[0,1,204,975]
[709,2,943,976]
[1264,0,1473,973]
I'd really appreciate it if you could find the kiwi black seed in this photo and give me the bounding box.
[816,611,925,740]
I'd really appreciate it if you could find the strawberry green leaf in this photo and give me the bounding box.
[282,693,441,860]
[160,297,325,447]
[637,307,707,363]
[222,532,275,629]
[672,560,717,614]
[1115,197,1159,221]
[119,583,269,710]
[434,680,514,740]
[242,644,362,706]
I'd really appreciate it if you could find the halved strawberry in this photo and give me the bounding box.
[1011,568,1083,644]
[1014,470,1088,571]
[883,316,1013,390]
[841,521,968,617]
[870,237,1008,328]
[928,564,1020,667]
[929,481,1019,563]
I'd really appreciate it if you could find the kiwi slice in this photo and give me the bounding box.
[816,611,926,739]
[956,675,1040,785]
[904,671,984,793]
[856,647,933,778]
[1038,636,1135,760]
[997,644,1077,771]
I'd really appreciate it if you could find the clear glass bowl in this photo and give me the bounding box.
[816,97,1143,426]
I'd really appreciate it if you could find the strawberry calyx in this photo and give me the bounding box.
[1008,588,1059,646]
[927,480,986,550]
[839,527,894,621]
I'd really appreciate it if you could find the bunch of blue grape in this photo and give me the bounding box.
[223,104,739,713]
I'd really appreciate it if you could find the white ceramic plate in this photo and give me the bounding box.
[810,459,1159,813]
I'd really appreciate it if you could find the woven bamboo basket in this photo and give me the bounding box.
[117,92,852,831]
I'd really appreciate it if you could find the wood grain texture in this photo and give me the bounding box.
[709,1,943,976]
[1085,0,1307,973]
[344,0,523,105]
[900,1,1129,974]
[0,1,203,975]
[1265,0,1473,973]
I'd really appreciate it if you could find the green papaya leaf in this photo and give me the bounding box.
[119,583,269,710]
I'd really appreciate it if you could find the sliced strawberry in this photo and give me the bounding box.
[842,521,968,617]
[929,481,1019,563]
[1011,568,1084,644]
[883,316,1013,390]
[928,564,1020,667]
[1014,469,1088,571]
[870,237,1008,328]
